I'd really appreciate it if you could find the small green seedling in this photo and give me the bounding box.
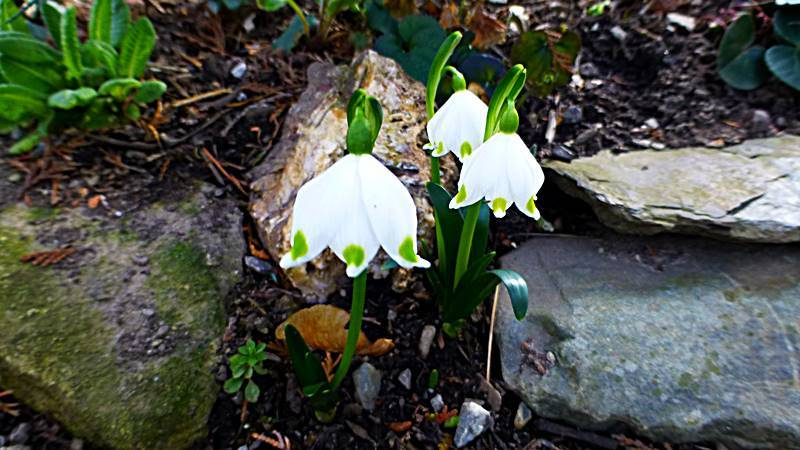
[224,339,268,403]
[428,368,440,389]
[0,0,166,154]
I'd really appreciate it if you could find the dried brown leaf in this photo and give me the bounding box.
[275,305,394,356]
[439,2,460,30]
[384,0,417,18]
[467,7,507,50]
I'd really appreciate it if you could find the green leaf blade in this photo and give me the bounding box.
[488,269,529,320]
[0,31,61,63]
[60,6,84,82]
[98,77,140,99]
[117,17,155,78]
[1,0,30,34]
[110,0,130,47]
[89,0,112,43]
[719,46,768,90]
[244,380,260,402]
[0,56,64,92]
[223,376,243,394]
[43,2,65,48]
[48,87,98,110]
[718,14,756,69]
[774,8,800,46]
[0,83,49,121]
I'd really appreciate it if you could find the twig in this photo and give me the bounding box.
[200,147,247,195]
[170,88,232,109]
[485,285,501,382]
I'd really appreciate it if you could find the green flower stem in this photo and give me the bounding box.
[453,202,481,287]
[426,31,462,185]
[331,270,367,390]
[452,66,527,287]
[286,0,310,35]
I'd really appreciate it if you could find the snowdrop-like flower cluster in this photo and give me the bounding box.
[425,89,488,161]
[280,90,429,277]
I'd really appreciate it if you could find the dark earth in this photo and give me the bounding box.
[1,0,796,449]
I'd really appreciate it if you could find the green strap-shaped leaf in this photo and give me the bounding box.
[774,8,800,47]
[60,6,83,82]
[89,0,112,44]
[488,269,528,320]
[81,39,118,75]
[284,324,329,389]
[48,87,98,109]
[0,55,64,92]
[0,84,48,124]
[426,182,464,286]
[0,0,30,34]
[98,77,140,99]
[468,203,491,266]
[0,31,61,63]
[134,79,166,103]
[117,17,155,78]
[42,1,64,48]
[765,45,800,91]
[110,0,129,47]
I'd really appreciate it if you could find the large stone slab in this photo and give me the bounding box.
[545,135,800,243]
[496,235,800,448]
[0,179,242,449]
[249,50,456,298]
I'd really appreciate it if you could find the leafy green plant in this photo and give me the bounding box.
[0,0,165,154]
[718,8,800,91]
[510,29,581,97]
[224,339,268,403]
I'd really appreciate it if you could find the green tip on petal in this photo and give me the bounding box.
[525,195,538,215]
[398,236,419,263]
[491,197,507,216]
[455,185,467,203]
[460,141,472,158]
[290,230,309,260]
[343,244,366,268]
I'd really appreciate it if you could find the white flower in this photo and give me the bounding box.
[777,0,800,5]
[425,90,488,162]
[449,131,545,219]
[280,153,430,277]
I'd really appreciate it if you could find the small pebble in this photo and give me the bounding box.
[10,422,31,444]
[154,324,170,339]
[419,325,436,359]
[580,62,599,78]
[514,402,533,430]
[244,256,273,275]
[644,118,660,129]
[454,401,493,448]
[70,438,85,450]
[610,25,627,42]
[398,368,412,390]
[431,394,445,413]
[142,308,156,317]
[550,144,576,162]
[132,255,149,266]
[562,106,582,125]
[751,109,771,132]
[667,12,696,31]
[230,62,247,79]
[353,362,381,411]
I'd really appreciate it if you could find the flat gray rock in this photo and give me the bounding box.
[545,135,800,243]
[0,177,242,449]
[496,235,800,448]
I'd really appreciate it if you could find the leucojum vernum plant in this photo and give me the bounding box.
[279,88,430,421]
[279,31,542,421]
[0,0,166,154]
[425,31,534,336]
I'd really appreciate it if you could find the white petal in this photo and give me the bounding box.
[359,155,430,270]
[427,90,488,161]
[328,166,380,277]
[279,154,358,269]
[503,134,544,218]
[449,138,502,210]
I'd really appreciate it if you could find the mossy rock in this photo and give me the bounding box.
[0,184,242,450]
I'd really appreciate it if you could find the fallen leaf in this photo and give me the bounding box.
[439,2,460,29]
[275,305,394,356]
[388,421,413,432]
[384,0,417,18]
[467,7,507,50]
[87,195,103,209]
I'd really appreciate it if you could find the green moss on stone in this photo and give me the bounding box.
[26,206,59,222]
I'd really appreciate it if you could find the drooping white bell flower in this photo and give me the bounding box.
[449,131,545,219]
[425,89,488,162]
[280,153,431,278]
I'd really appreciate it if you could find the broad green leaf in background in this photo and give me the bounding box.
[0,55,64,91]
[81,39,119,75]
[48,87,98,109]
[488,269,528,320]
[718,14,756,68]
[98,77,140,99]
[765,45,800,91]
[373,14,446,82]
[134,80,166,103]
[60,7,84,82]
[0,31,61,63]
[365,0,397,36]
[117,18,155,78]
[110,0,130,47]
[774,8,800,46]
[0,83,49,121]
[510,29,581,97]
[273,15,318,52]
[0,0,30,34]
[43,1,65,48]
[89,0,112,44]
[720,46,768,90]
